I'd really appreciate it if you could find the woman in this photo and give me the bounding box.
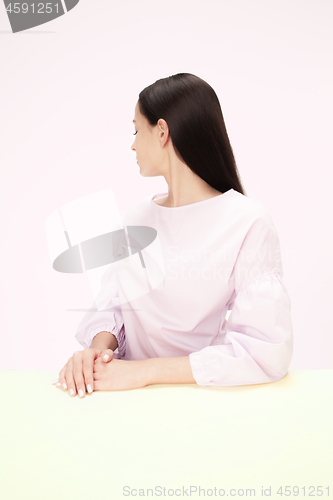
[53,73,293,397]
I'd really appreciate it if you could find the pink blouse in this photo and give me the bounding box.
[75,188,293,386]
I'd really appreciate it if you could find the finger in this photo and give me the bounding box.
[82,350,97,394]
[93,372,104,391]
[102,349,114,362]
[73,351,86,398]
[93,379,102,391]
[93,359,102,373]
[58,365,68,389]
[65,357,77,397]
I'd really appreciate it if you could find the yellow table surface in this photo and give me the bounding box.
[0,370,332,500]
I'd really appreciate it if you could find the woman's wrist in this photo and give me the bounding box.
[143,356,196,386]
[91,331,118,351]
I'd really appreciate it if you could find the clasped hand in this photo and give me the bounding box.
[52,348,149,397]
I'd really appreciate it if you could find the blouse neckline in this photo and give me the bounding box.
[151,188,235,210]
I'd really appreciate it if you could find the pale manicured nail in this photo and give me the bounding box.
[87,384,93,394]
[62,383,67,390]
[78,389,84,398]
[103,354,110,361]
[69,389,75,396]
[56,382,62,387]
[52,378,59,384]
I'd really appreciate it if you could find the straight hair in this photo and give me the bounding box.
[138,73,246,196]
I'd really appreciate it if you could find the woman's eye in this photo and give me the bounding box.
[133,131,137,136]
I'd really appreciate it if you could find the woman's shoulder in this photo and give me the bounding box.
[122,189,275,230]
[222,189,275,227]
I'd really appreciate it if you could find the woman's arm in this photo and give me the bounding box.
[144,356,196,385]
[75,260,125,358]
[91,331,118,352]
[92,355,196,392]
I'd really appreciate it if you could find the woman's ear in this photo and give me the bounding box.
[157,118,170,147]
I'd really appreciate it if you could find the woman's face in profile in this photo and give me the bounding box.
[131,101,163,177]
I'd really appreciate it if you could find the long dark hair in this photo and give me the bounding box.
[138,73,245,196]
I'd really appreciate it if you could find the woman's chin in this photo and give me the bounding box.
[138,165,147,176]
[138,164,159,177]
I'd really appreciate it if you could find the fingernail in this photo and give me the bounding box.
[103,354,110,361]
[69,389,75,396]
[52,378,59,384]
[56,382,62,387]
[62,383,67,390]
[78,389,84,398]
[87,384,93,394]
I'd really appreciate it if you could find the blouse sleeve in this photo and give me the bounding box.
[74,261,126,358]
[188,213,293,386]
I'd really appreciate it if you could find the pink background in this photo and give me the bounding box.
[0,0,332,370]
